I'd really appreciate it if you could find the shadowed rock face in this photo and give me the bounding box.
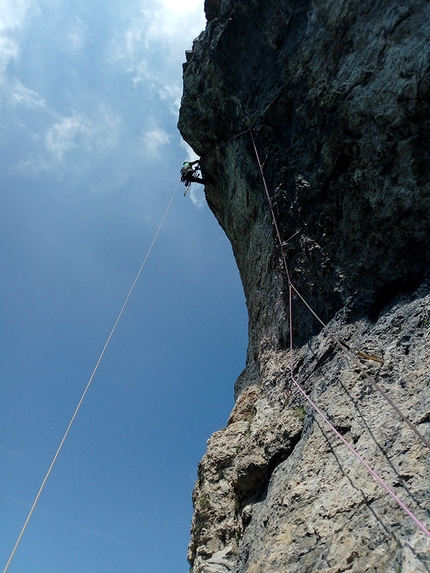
[178,1,430,572]
[179,0,430,350]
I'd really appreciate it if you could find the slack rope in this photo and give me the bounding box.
[199,124,429,450]
[290,284,430,451]
[248,128,430,451]
[2,180,181,573]
[289,368,430,538]
[250,129,430,539]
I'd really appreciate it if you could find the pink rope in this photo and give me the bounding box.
[250,129,430,539]
[292,285,430,450]
[249,129,430,451]
[290,365,430,538]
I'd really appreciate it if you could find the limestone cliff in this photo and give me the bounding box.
[178,1,430,571]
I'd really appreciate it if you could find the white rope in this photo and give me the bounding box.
[3,180,180,573]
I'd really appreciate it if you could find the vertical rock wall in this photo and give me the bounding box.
[178,1,430,571]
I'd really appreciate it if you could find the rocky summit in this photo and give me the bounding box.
[178,1,430,572]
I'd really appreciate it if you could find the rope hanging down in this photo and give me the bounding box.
[189,123,429,452]
[287,279,430,451]
[246,128,430,452]
[250,129,430,539]
[2,180,181,573]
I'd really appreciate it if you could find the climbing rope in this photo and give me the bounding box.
[289,370,430,538]
[192,124,430,451]
[250,129,430,539]
[2,180,181,573]
[192,124,430,453]
[246,127,430,451]
[288,281,430,451]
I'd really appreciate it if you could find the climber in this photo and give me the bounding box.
[180,160,206,195]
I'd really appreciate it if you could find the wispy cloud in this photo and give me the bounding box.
[2,0,203,186]
[13,104,122,175]
[188,186,206,208]
[45,112,92,162]
[142,0,204,44]
[0,0,32,29]
[109,0,205,111]
[180,138,198,163]
[141,127,171,157]
[43,105,121,164]
[0,0,35,77]
[0,35,19,77]
[159,82,183,115]
[11,78,46,108]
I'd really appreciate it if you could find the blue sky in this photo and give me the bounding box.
[0,2,248,572]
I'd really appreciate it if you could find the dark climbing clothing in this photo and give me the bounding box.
[180,160,206,187]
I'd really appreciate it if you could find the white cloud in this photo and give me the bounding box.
[43,105,122,164]
[0,0,34,77]
[160,0,203,15]
[0,35,19,76]
[0,0,32,31]
[142,127,171,157]
[142,0,205,44]
[188,185,206,208]
[109,0,205,109]
[11,101,122,176]
[2,0,204,184]
[11,78,46,108]
[180,138,198,161]
[45,112,92,161]
[0,0,40,126]
[159,82,183,115]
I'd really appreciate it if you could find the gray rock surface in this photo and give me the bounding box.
[178,0,430,571]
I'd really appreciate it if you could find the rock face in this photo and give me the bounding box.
[178,1,430,571]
